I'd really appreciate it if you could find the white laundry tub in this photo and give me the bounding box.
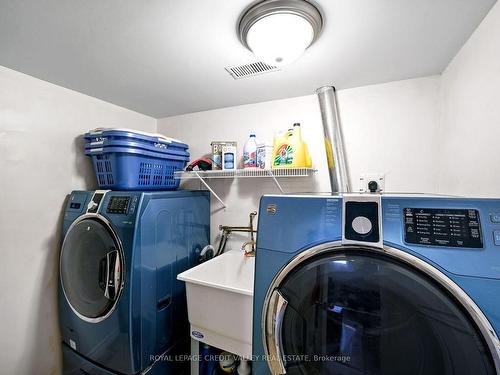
[177,250,255,358]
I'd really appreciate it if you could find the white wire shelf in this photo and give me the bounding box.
[174,168,317,180]
[174,168,317,208]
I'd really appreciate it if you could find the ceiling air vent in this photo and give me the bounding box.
[225,62,280,79]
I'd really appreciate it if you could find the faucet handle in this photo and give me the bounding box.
[249,211,257,227]
[241,240,256,257]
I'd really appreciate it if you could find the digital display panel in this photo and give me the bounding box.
[404,208,482,248]
[107,196,130,214]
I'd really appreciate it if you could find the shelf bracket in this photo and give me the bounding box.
[267,170,285,194]
[194,171,227,208]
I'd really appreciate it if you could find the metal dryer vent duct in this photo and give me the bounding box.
[316,86,351,193]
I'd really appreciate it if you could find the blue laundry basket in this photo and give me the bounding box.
[84,139,191,158]
[84,128,188,153]
[85,146,189,190]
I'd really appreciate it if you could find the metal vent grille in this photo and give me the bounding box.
[225,62,280,79]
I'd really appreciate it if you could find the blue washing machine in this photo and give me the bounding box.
[59,190,210,374]
[253,194,500,375]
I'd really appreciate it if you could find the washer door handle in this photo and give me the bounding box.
[265,289,288,374]
[103,249,120,301]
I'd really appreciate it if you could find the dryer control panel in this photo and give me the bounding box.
[106,196,130,214]
[382,196,500,279]
[404,208,482,248]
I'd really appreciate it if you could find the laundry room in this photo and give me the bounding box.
[1,1,500,374]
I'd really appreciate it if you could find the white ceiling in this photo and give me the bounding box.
[0,0,496,118]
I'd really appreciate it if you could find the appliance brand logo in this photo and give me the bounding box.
[192,331,204,339]
[267,204,277,215]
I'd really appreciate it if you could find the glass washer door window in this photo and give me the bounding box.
[268,250,496,375]
[60,217,123,321]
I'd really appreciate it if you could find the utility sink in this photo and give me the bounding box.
[177,250,255,358]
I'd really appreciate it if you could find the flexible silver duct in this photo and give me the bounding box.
[316,86,350,193]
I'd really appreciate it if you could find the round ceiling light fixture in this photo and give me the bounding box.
[238,0,323,67]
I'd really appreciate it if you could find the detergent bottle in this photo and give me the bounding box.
[243,134,258,169]
[272,129,293,168]
[272,123,312,168]
[291,123,312,168]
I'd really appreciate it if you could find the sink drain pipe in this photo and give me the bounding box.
[316,86,351,193]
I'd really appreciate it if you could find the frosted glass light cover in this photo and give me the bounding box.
[246,13,314,66]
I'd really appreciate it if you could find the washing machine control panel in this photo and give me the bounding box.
[404,208,483,248]
[107,196,130,214]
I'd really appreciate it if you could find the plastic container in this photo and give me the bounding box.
[84,138,189,157]
[291,123,312,168]
[219,352,237,373]
[211,141,237,170]
[243,134,258,169]
[272,123,311,168]
[271,130,289,168]
[256,143,273,169]
[85,146,189,190]
[85,128,187,153]
[222,145,237,170]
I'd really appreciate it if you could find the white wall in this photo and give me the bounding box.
[157,76,441,246]
[439,2,500,197]
[0,66,156,375]
[337,77,441,194]
[2,0,498,370]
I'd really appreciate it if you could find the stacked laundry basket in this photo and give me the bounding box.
[84,128,190,190]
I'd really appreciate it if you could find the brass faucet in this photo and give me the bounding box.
[217,211,257,256]
[241,211,257,256]
[241,240,256,254]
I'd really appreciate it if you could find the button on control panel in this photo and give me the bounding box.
[107,196,130,214]
[493,231,500,246]
[490,213,500,224]
[352,216,372,235]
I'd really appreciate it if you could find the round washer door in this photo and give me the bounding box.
[263,246,499,375]
[60,216,124,322]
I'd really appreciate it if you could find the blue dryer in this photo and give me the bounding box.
[253,194,500,375]
[59,190,210,374]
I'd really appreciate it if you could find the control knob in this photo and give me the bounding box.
[352,216,372,235]
[87,201,99,212]
[368,180,379,193]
